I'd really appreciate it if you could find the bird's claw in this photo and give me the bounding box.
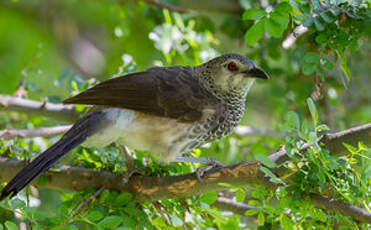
[195,157,225,183]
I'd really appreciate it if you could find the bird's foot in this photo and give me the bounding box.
[118,145,145,183]
[174,156,225,182]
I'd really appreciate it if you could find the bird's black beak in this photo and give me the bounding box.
[243,68,270,80]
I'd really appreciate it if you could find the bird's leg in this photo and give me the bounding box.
[174,155,225,182]
[118,145,143,183]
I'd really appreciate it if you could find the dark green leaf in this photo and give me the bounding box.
[321,58,334,70]
[320,11,335,23]
[304,52,320,63]
[302,62,317,75]
[242,9,266,20]
[313,17,324,31]
[303,17,314,27]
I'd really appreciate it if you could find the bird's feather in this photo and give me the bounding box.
[64,67,210,122]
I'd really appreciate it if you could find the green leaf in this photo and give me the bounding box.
[304,52,320,63]
[98,216,124,228]
[260,167,285,184]
[303,17,314,27]
[115,192,133,206]
[87,210,104,222]
[313,17,324,31]
[309,132,317,143]
[245,209,260,216]
[265,17,283,38]
[248,200,262,206]
[321,58,334,70]
[358,142,368,151]
[236,189,246,203]
[258,211,265,226]
[343,143,357,154]
[4,221,18,230]
[320,11,335,23]
[339,51,351,79]
[274,2,292,14]
[199,192,217,205]
[245,19,266,46]
[306,97,318,125]
[255,154,277,168]
[280,214,294,230]
[242,8,266,20]
[286,111,300,131]
[302,62,317,75]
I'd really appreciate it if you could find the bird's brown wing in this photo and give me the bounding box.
[63,66,208,122]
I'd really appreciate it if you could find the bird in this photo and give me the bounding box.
[0,53,269,200]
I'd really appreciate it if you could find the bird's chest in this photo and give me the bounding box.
[189,103,244,143]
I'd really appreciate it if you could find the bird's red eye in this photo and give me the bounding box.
[227,62,238,72]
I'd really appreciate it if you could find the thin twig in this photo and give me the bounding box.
[138,0,189,14]
[0,125,72,140]
[213,197,261,216]
[0,96,80,122]
[234,126,288,137]
[282,25,309,49]
[68,187,104,217]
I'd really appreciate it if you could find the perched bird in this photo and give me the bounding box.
[0,53,269,200]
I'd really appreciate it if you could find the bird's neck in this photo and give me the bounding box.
[194,66,248,106]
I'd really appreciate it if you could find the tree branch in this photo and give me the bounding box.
[0,96,80,122]
[0,158,264,202]
[269,123,371,167]
[0,125,72,140]
[310,193,371,223]
[137,0,189,14]
[174,0,240,14]
[213,197,261,216]
[282,25,309,49]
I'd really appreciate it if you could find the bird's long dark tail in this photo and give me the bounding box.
[0,110,105,200]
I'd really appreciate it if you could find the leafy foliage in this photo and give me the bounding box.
[0,0,370,229]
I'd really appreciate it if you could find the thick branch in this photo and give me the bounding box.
[0,96,80,122]
[0,158,264,202]
[0,125,72,140]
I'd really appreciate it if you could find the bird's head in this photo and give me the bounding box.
[196,53,269,98]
